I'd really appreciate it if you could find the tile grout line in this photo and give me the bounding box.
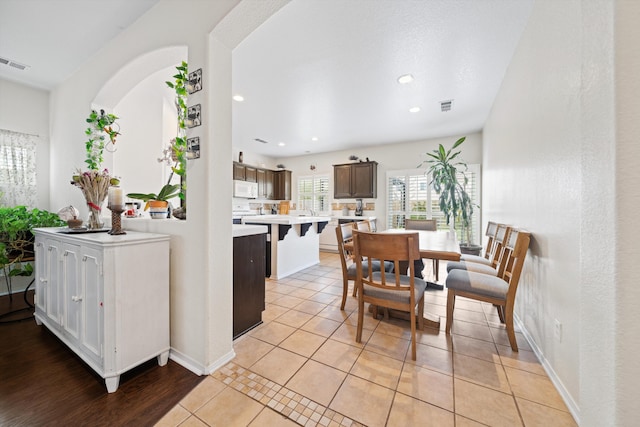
[213,361,367,427]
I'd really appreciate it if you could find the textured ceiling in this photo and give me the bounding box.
[232,0,534,157]
[0,0,533,159]
[0,0,159,90]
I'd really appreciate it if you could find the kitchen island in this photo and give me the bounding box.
[242,215,329,279]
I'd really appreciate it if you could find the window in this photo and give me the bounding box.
[0,129,38,208]
[386,165,481,243]
[297,175,330,213]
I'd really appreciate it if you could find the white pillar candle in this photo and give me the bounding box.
[109,186,124,208]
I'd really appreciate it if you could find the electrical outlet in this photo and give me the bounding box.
[554,319,562,342]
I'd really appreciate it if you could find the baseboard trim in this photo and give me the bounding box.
[169,349,207,376]
[514,314,581,424]
[169,348,237,377]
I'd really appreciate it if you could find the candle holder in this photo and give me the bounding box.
[108,206,126,235]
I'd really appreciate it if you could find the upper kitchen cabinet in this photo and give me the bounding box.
[333,161,378,199]
[233,162,246,180]
[233,162,257,182]
[256,168,275,199]
[273,170,291,201]
[245,166,257,183]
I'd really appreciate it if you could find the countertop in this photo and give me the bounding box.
[242,215,331,225]
[232,224,269,237]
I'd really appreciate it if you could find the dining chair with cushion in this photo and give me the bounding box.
[404,218,438,280]
[336,223,393,310]
[353,219,371,232]
[352,230,426,360]
[445,229,531,351]
[460,221,499,265]
[446,224,511,274]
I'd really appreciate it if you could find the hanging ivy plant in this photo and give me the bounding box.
[165,61,188,202]
[84,109,120,171]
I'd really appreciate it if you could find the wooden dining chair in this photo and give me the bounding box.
[352,230,426,360]
[460,221,499,265]
[335,223,393,310]
[445,229,531,351]
[353,219,371,232]
[404,218,439,280]
[446,224,512,275]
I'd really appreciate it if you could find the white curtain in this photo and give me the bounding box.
[0,129,38,208]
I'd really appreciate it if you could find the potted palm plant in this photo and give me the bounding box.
[418,136,481,255]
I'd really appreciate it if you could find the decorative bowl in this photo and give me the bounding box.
[67,219,84,229]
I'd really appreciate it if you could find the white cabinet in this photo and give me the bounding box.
[33,228,170,393]
[319,219,338,253]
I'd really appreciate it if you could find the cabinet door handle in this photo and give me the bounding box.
[82,256,87,262]
[48,247,53,252]
[40,278,47,284]
[71,296,83,302]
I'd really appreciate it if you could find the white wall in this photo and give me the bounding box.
[48,0,242,373]
[611,0,640,422]
[483,0,640,424]
[114,64,178,197]
[0,78,50,209]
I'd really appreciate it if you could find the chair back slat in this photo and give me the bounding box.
[336,223,355,270]
[490,224,512,271]
[352,230,420,294]
[483,221,499,260]
[405,219,437,231]
[503,229,531,296]
[353,220,371,232]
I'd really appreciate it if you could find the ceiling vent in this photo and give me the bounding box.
[254,138,269,144]
[0,56,28,71]
[440,100,453,112]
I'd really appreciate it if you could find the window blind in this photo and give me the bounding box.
[386,165,481,243]
[297,175,330,213]
[0,129,37,208]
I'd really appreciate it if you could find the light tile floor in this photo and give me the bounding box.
[156,253,577,427]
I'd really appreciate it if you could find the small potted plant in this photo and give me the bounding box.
[418,136,481,255]
[126,184,180,219]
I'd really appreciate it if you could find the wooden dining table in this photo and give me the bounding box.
[347,228,461,329]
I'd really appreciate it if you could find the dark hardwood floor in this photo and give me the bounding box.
[0,290,204,427]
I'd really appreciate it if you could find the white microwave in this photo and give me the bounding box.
[233,180,258,198]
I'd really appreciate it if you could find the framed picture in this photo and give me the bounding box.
[187,104,201,128]
[187,137,200,159]
[187,68,202,94]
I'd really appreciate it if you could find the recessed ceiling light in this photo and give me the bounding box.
[232,95,244,102]
[278,142,285,147]
[409,107,421,113]
[311,137,319,142]
[397,74,414,84]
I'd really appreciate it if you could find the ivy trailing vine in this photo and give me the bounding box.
[165,61,188,204]
[84,109,120,171]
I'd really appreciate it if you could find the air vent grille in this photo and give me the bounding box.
[440,100,453,112]
[0,56,28,71]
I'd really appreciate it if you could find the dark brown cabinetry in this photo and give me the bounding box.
[333,161,378,199]
[233,233,266,339]
[233,162,246,180]
[245,166,257,182]
[273,170,291,201]
[233,162,290,200]
[265,169,274,199]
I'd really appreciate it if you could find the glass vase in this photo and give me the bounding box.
[86,201,105,230]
